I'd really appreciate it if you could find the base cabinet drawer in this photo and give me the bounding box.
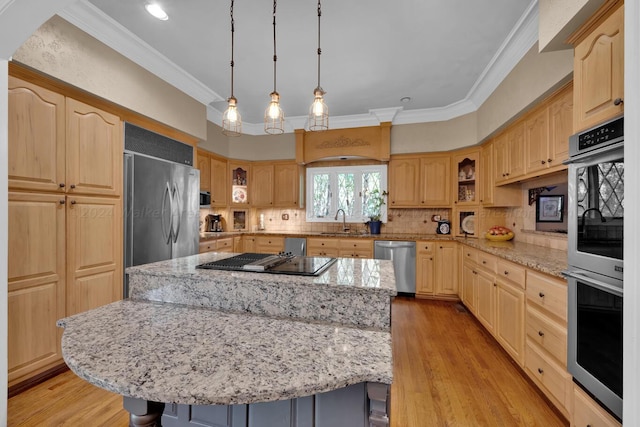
[526,271,567,321]
[525,341,571,414]
[199,241,216,253]
[526,305,567,365]
[572,384,621,427]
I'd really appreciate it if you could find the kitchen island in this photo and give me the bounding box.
[57,253,396,427]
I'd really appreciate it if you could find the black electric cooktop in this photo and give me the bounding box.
[196,253,337,276]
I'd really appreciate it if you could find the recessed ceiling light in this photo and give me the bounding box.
[145,3,168,21]
[400,97,411,103]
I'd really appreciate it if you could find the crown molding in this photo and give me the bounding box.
[58,0,224,106]
[59,0,539,135]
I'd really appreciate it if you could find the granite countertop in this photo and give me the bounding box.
[58,299,392,406]
[127,253,396,330]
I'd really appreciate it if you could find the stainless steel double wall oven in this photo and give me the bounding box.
[564,115,624,421]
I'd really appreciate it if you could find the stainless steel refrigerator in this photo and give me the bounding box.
[123,127,200,297]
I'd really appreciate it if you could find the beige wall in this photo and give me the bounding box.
[12,16,207,140]
[476,43,573,142]
[199,121,230,157]
[390,113,478,154]
[539,0,606,52]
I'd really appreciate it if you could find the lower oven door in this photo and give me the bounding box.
[565,268,623,421]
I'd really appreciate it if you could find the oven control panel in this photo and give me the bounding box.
[571,116,623,157]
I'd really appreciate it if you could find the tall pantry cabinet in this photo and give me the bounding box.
[8,76,123,388]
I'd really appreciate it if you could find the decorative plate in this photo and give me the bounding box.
[461,215,475,234]
[232,187,247,203]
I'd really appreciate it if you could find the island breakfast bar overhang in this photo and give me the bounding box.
[57,253,397,427]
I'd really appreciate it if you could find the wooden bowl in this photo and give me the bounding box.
[485,232,514,241]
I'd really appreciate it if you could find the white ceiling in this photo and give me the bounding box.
[58,0,538,134]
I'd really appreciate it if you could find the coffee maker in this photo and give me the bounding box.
[205,214,223,232]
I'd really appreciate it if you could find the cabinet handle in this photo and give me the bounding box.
[537,368,544,374]
[539,292,545,298]
[429,257,433,261]
[70,200,77,205]
[439,246,443,249]
[505,173,510,176]
[59,199,65,204]
[391,201,395,204]
[504,270,509,275]
[482,260,486,264]
[493,283,497,287]
[541,160,546,165]
[547,158,552,163]
[614,98,623,106]
[473,271,477,275]
[421,201,425,204]
[59,183,65,188]
[70,184,76,189]
[538,330,544,337]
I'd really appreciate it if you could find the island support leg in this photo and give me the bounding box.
[367,382,390,427]
[123,396,165,427]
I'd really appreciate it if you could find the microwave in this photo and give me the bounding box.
[200,191,211,207]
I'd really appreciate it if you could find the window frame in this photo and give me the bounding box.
[305,164,388,223]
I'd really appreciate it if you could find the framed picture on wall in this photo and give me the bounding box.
[232,209,248,231]
[536,195,564,223]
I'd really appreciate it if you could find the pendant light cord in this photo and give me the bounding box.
[272,0,278,93]
[316,0,321,89]
[230,0,235,98]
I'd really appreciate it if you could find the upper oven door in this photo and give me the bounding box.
[567,145,624,281]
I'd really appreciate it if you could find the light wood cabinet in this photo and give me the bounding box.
[434,242,459,296]
[416,242,435,296]
[388,157,421,207]
[338,239,373,258]
[229,161,250,205]
[570,1,624,132]
[251,163,274,207]
[65,196,122,316]
[496,276,525,366]
[572,384,621,427]
[65,98,122,197]
[461,262,476,312]
[479,142,521,207]
[255,236,285,254]
[307,237,340,257]
[8,192,66,387]
[242,235,256,252]
[389,154,451,207]
[197,151,211,192]
[210,156,228,207]
[525,83,573,175]
[420,154,451,207]
[8,76,65,193]
[199,237,234,254]
[273,162,302,207]
[476,269,496,334]
[8,77,124,386]
[495,122,526,185]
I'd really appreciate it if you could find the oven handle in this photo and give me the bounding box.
[562,269,623,297]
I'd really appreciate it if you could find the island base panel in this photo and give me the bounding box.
[124,397,165,427]
[149,382,389,427]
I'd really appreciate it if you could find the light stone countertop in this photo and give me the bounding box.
[57,299,392,406]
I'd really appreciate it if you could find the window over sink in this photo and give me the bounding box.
[305,165,388,223]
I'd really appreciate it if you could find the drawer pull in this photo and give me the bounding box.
[614,97,623,106]
[59,183,65,188]
[59,199,65,204]
[482,260,486,264]
[504,270,509,275]
[538,330,544,337]
[539,292,545,298]
[70,184,76,189]
[537,368,544,374]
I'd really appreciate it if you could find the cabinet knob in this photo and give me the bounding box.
[70,200,77,205]
[70,184,76,189]
[504,270,509,275]
[391,201,395,204]
[59,183,65,188]
[541,160,546,165]
[547,158,552,163]
[493,283,497,287]
[439,246,443,249]
[538,330,544,337]
[59,199,65,204]
[505,173,510,176]
[473,271,477,275]
[482,260,486,264]
[429,257,433,261]
[539,292,545,298]
[537,368,544,374]
[614,98,623,106]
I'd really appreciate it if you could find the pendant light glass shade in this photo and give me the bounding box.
[308,0,328,131]
[222,0,242,136]
[222,96,241,136]
[265,0,285,134]
[264,91,284,134]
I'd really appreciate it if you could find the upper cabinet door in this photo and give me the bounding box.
[274,162,301,207]
[66,98,123,197]
[572,3,624,132]
[210,156,228,207]
[422,155,451,207]
[197,152,211,192]
[388,157,421,207]
[251,163,274,207]
[8,77,66,193]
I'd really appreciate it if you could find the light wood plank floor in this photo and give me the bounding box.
[8,298,568,426]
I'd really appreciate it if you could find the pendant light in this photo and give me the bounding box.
[308,0,328,131]
[264,0,285,134]
[222,0,242,136]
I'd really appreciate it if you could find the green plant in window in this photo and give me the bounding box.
[365,189,388,222]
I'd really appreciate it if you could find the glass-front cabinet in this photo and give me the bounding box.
[453,149,479,206]
[229,162,250,205]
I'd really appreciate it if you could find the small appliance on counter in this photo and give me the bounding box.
[205,214,223,232]
[436,219,450,234]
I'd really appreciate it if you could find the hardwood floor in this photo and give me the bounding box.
[7,298,567,426]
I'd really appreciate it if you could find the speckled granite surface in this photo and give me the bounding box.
[127,253,396,330]
[458,238,567,278]
[57,300,392,405]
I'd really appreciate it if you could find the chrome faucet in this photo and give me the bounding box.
[334,209,349,232]
[580,208,606,234]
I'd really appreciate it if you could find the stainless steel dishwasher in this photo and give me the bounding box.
[374,240,416,296]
